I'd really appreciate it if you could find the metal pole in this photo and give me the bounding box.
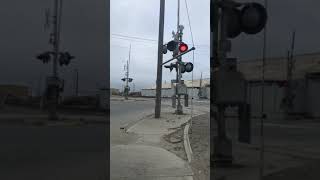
[210,0,219,169]
[216,0,227,140]
[260,0,268,179]
[53,0,59,78]
[176,0,183,114]
[125,60,129,100]
[155,0,165,118]
[49,0,60,120]
[286,30,296,118]
[124,44,131,100]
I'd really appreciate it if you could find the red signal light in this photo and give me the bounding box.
[179,43,188,53]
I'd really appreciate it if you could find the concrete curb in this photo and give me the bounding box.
[183,113,208,164]
[122,113,153,132]
[184,123,193,163]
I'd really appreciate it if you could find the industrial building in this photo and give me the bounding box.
[239,52,320,119]
[0,84,30,97]
[141,78,210,99]
[141,52,320,119]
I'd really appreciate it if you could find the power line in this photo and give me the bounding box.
[184,0,195,46]
[111,36,158,45]
[111,33,157,42]
[112,33,209,46]
[260,0,268,179]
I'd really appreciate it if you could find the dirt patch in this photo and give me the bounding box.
[160,125,187,161]
[189,113,210,180]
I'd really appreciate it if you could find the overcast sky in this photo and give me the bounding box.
[111,0,320,91]
[0,0,107,96]
[111,0,210,91]
[1,1,320,94]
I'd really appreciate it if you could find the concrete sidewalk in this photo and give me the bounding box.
[111,106,206,180]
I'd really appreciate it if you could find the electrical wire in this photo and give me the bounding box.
[184,0,195,129]
[111,33,157,42]
[260,0,268,179]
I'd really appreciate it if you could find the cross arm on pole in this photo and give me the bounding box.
[162,47,195,66]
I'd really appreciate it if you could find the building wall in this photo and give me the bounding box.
[0,85,29,97]
[187,88,199,99]
[291,79,307,114]
[141,89,156,97]
[141,88,201,99]
[306,75,320,118]
[206,87,210,99]
[247,82,286,119]
[199,86,210,99]
[247,79,310,119]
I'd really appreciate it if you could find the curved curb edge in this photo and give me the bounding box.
[184,123,193,163]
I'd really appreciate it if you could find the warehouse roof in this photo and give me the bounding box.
[238,52,320,81]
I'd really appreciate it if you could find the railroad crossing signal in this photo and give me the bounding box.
[163,41,191,54]
[167,40,178,52]
[164,62,193,73]
[36,51,51,63]
[59,52,75,66]
[210,0,268,166]
[164,63,178,72]
[221,2,268,39]
[184,62,193,72]
[36,51,75,66]
[121,77,133,82]
[178,43,188,53]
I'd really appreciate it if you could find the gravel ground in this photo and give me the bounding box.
[188,113,210,180]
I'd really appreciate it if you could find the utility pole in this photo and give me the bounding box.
[125,59,129,100]
[38,0,74,118]
[210,1,219,169]
[48,0,61,120]
[155,0,165,118]
[122,44,132,100]
[285,30,296,119]
[175,0,184,114]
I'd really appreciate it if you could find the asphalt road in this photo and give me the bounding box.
[0,125,108,180]
[0,98,206,180]
[110,99,156,145]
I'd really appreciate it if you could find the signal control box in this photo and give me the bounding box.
[212,61,247,105]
